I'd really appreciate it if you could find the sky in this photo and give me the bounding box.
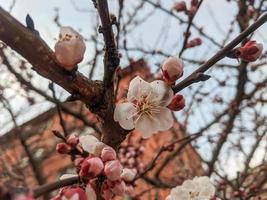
[0,0,266,178]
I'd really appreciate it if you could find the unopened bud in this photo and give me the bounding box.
[168,94,186,111]
[161,56,184,85]
[56,143,71,154]
[238,40,263,62]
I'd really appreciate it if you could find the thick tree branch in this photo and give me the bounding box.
[0,7,103,107]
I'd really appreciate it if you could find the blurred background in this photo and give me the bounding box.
[0,0,266,199]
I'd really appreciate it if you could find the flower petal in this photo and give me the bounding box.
[155,107,174,131]
[170,186,190,200]
[135,115,160,138]
[79,135,99,153]
[59,174,78,180]
[85,184,97,200]
[127,76,152,101]
[114,102,136,130]
[149,80,173,106]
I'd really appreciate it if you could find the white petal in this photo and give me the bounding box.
[114,102,136,130]
[150,80,173,106]
[91,142,106,156]
[86,184,97,200]
[170,186,190,200]
[59,174,78,180]
[127,76,152,101]
[199,185,216,199]
[79,135,99,153]
[155,107,174,131]
[135,115,160,138]
[182,179,196,191]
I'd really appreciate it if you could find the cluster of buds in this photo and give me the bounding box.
[56,134,79,154]
[54,134,137,200]
[186,37,202,48]
[54,26,86,71]
[227,40,263,62]
[118,144,145,174]
[173,0,199,17]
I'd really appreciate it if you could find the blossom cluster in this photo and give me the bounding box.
[54,134,136,200]
[114,56,185,138]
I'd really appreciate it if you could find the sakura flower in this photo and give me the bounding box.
[54,26,86,70]
[166,176,215,200]
[238,40,263,62]
[80,135,106,156]
[114,76,174,138]
[162,56,184,84]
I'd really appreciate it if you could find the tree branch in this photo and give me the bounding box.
[173,12,267,93]
[0,7,103,107]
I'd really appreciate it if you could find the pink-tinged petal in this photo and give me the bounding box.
[114,103,136,130]
[91,142,106,156]
[80,157,104,178]
[155,107,174,131]
[161,56,184,84]
[110,181,126,196]
[85,184,97,200]
[127,76,152,101]
[101,146,117,162]
[55,27,86,70]
[170,186,189,200]
[149,80,174,106]
[135,115,160,138]
[79,135,99,153]
[104,160,123,181]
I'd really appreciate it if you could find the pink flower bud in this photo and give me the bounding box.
[109,181,125,196]
[14,194,34,200]
[161,57,184,85]
[56,143,71,154]
[168,94,186,111]
[55,26,86,71]
[67,134,79,147]
[191,0,199,6]
[121,168,136,182]
[104,160,123,181]
[186,37,202,48]
[173,1,187,12]
[186,6,197,17]
[80,157,104,178]
[58,187,87,200]
[238,40,263,62]
[101,146,117,162]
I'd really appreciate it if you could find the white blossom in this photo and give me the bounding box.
[54,26,86,70]
[166,176,215,200]
[79,135,106,156]
[114,76,174,138]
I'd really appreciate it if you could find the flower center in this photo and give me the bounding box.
[189,191,200,200]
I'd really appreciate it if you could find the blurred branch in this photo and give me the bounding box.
[173,12,267,93]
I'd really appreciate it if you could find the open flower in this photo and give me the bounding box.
[166,176,215,200]
[114,76,174,138]
[55,26,86,70]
